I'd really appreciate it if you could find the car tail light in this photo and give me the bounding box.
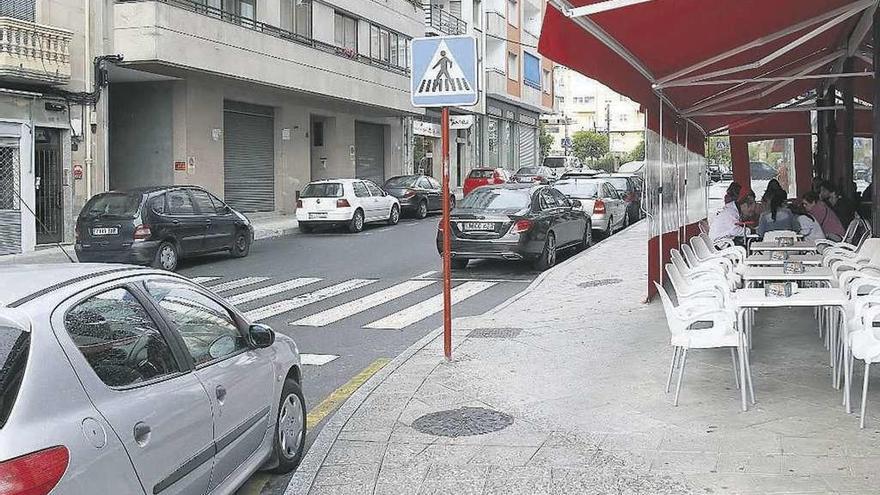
[296,199,303,208]
[493,171,505,183]
[533,176,543,182]
[336,199,351,208]
[509,219,533,234]
[403,189,416,198]
[133,224,152,241]
[0,446,69,495]
[593,199,606,215]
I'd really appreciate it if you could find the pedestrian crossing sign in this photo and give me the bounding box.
[411,35,479,107]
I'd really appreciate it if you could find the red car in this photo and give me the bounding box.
[463,168,511,197]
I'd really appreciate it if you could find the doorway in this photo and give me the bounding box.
[34,127,62,245]
[355,122,385,185]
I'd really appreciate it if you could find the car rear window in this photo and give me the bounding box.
[459,188,531,211]
[554,180,600,198]
[605,178,630,191]
[543,157,566,168]
[384,176,419,188]
[301,183,344,198]
[82,193,142,219]
[468,170,495,179]
[516,167,539,175]
[0,326,29,429]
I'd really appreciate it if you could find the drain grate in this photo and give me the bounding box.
[467,327,522,338]
[411,407,514,437]
[578,278,623,288]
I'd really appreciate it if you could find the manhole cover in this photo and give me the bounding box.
[411,407,514,437]
[467,327,522,338]
[578,278,623,288]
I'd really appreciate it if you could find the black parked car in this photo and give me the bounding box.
[437,183,591,271]
[750,161,778,180]
[75,186,254,271]
[383,175,454,219]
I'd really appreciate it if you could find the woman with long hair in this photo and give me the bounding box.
[757,189,800,238]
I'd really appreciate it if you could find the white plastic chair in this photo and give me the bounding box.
[655,282,752,407]
[671,249,738,291]
[682,244,735,276]
[763,230,799,242]
[698,233,746,263]
[666,263,731,308]
[818,219,870,253]
[849,304,880,428]
[823,238,880,268]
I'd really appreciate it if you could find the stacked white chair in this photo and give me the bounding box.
[849,304,880,428]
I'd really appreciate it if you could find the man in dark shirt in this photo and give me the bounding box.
[820,181,856,227]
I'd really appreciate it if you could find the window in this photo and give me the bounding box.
[222,0,255,22]
[538,190,558,210]
[370,24,409,68]
[523,52,541,89]
[190,189,219,215]
[487,118,499,167]
[334,12,357,52]
[0,325,29,428]
[353,182,370,198]
[417,178,432,189]
[313,121,324,147]
[82,192,141,219]
[145,281,248,366]
[65,288,181,387]
[507,0,518,27]
[543,69,552,94]
[505,121,516,168]
[150,194,166,215]
[301,183,343,198]
[398,37,409,69]
[365,181,384,196]
[0,0,35,21]
[507,52,519,81]
[281,0,311,38]
[427,177,441,189]
[0,145,19,211]
[549,188,570,207]
[167,190,196,215]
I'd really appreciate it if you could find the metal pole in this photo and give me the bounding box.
[843,57,855,201]
[827,84,838,186]
[441,106,453,360]
[872,9,880,235]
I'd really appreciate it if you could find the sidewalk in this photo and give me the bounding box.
[288,222,880,495]
[0,212,298,265]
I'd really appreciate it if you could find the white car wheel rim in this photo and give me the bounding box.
[278,394,303,459]
[161,246,175,269]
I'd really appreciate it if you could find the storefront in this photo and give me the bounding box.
[485,98,540,172]
[412,112,480,188]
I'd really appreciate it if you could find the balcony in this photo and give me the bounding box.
[425,4,467,36]
[0,17,72,85]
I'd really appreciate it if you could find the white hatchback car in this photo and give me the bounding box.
[296,179,400,233]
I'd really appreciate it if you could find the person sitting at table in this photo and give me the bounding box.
[804,191,845,242]
[710,195,758,246]
[724,182,742,204]
[757,189,799,239]
[820,181,856,227]
[791,201,825,242]
[761,179,784,207]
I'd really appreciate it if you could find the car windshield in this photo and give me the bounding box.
[459,188,531,211]
[0,326,29,429]
[554,180,601,198]
[83,192,142,219]
[516,167,539,175]
[468,170,495,179]
[301,183,344,198]
[544,157,566,168]
[384,176,419,188]
[604,178,629,192]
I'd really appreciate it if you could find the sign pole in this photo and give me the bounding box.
[441,106,452,360]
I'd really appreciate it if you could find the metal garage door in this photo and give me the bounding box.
[224,101,275,212]
[0,137,22,255]
[355,122,385,185]
[518,125,537,169]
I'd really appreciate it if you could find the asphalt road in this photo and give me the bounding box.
[175,215,564,494]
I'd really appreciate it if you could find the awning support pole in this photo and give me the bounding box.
[872,8,880,235]
[826,85,839,188]
[817,89,829,181]
[842,58,856,201]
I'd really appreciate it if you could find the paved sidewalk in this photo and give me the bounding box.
[288,222,880,495]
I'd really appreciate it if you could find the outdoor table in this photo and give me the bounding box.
[744,253,823,267]
[749,241,818,253]
[733,287,848,412]
[741,266,835,288]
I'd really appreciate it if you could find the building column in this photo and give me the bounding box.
[794,135,813,197]
[730,135,751,191]
[826,84,838,186]
[842,57,856,200]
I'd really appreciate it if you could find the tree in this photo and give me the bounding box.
[571,130,609,163]
[539,122,553,159]
[626,140,645,162]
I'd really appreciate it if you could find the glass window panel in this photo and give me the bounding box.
[390,33,398,67]
[295,0,311,37]
[380,29,389,62]
[370,25,380,59]
[344,17,357,51]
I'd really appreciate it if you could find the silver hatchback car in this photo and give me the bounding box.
[0,264,306,495]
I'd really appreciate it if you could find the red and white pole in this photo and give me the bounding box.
[441,106,452,360]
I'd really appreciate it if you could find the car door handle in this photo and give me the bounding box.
[172,219,180,225]
[215,385,226,402]
[133,422,151,447]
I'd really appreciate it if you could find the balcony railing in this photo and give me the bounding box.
[426,4,467,36]
[0,17,72,85]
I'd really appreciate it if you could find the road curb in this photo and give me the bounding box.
[253,225,299,241]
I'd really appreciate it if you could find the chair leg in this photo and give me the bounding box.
[860,362,871,429]
[674,348,688,407]
[666,347,679,394]
[743,346,756,405]
[730,347,741,390]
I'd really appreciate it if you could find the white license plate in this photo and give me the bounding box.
[460,222,495,232]
[91,227,118,236]
[308,212,328,219]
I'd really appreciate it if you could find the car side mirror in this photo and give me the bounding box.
[570,199,582,209]
[248,323,275,348]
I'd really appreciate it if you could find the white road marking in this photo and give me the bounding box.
[292,279,436,327]
[189,276,220,285]
[244,279,377,321]
[227,278,322,305]
[364,281,497,330]
[208,277,270,293]
[413,270,438,279]
[300,354,340,366]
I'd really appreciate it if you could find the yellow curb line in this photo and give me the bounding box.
[306,358,390,430]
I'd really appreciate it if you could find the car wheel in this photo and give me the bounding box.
[348,209,365,233]
[299,223,313,233]
[580,222,593,250]
[416,200,428,219]
[534,232,557,271]
[230,231,250,258]
[266,379,306,474]
[605,216,614,237]
[451,258,469,269]
[387,205,400,225]
[623,212,631,229]
[152,241,178,271]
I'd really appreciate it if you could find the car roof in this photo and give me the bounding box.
[596,173,635,178]
[0,264,150,308]
[476,183,540,191]
[306,178,370,184]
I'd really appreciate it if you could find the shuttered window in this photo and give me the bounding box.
[518,125,537,168]
[223,101,275,212]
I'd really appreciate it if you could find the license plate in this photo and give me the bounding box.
[91,227,118,236]
[460,222,495,232]
[308,212,328,219]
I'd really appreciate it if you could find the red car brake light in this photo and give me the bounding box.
[336,199,351,208]
[296,199,303,208]
[509,219,533,234]
[133,225,152,241]
[0,446,69,495]
[403,189,416,198]
[593,199,606,215]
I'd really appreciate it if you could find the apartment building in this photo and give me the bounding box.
[544,67,644,158]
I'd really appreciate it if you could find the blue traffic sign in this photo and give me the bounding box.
[411,36,478,108]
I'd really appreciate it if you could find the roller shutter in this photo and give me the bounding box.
[223,101,275,212]
[518,125,537,169]
[355,122,385,185]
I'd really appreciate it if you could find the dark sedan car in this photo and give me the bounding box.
[437,184,591,271]
[75,186,254,271]
[383,175,454,219]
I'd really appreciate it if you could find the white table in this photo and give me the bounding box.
[750,241,818,253]
[744,253,823,267]
[741,266,835,287]
[733,288,848,412]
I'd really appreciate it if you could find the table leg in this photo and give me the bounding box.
[738,309,748,412]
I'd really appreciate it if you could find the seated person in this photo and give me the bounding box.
[804,191,845,242]
[710,195,758,247]
[791,201,825,242]
[820,181,856,227]
[757,189,800,239]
